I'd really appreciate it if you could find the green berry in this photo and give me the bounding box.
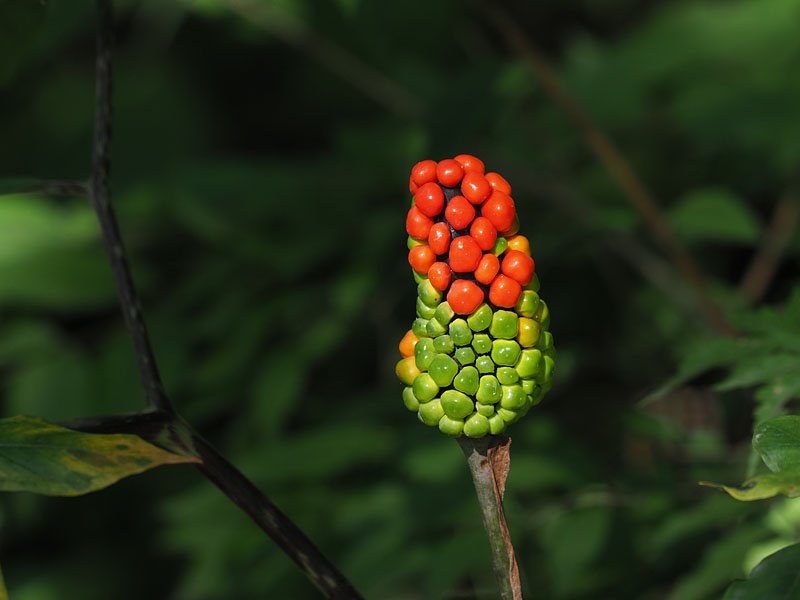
[515,290,540,318]
[426,318,447,337]
[489,414,506,434]
[517,318,541,348]
[536,331,554,352]
[433,335,455,354]
[491,340,521,366]
[412,318,429,338]
[402,387,420,412]
[416,298,436,319]
[412,373,439,402]
[492,237,508,256]
[463,412,490,438]
[497,407,519,423]
[531,385,545,405]
[449,319,473,346]
[418,280,442,307]
[453,366,479,396]
[476,402,495,417]
[542,355,555,384]
[407,236,423,250]
[497,367,519,385]
[441,390,475,419]
[418,398,444,426]
[500,384,527,410]
[428,354,458,387]
[414,339,436,370]
[412,270,427,284]
[438,415,465,437]
[516,348,543,379]
[521,379,536,395]
[475,355,495,374]
[489,310,518,339]
[454,347,476,365]
[526,272,540,292]
[476,375,502,404]
[534,300,550,328]
[467,304,492,332]
[434,302,455,325]
[471,334,492,355]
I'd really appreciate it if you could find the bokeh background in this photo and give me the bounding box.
[2,0,800,598]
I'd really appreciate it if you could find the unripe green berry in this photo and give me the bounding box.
[433,334,455,354]
[516,349,542,379]
[441,390,474,419]
[476,375,502,404]
[412,318,429,338]
[418,398,444,426]
[416,298,436,319]
[476,402,495,417]
[491,339,521,366]
[489,310,518,339]
[453,366,479,396]
[489,414,506,434]
[500,384,527,410]
[412,373,439,402]
[434,302,455,325]
[402,387,420,412]
[496,367,519,385]
[475,355,494,374]
[449,319,473,346]
[426,317,447,337]
[467,304,492,332]
[463,412,490,438]
[454,347,476,365]
[418,280,442,307]
[497,407,519,423]
[492,237,508,256]
[521,379,536,395]
[471,334,492,355]
[515,290,540,318]
[438,415,465,437]
[428,354,458,387]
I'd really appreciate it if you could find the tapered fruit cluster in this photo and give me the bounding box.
[397,155,555,438]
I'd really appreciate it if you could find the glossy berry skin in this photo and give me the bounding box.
[445,196,476,230]
[447,279,485,315]
[489,274,522,308]
[501,250,535,285]
[481,191,516,232]
[475,253,500,285]
[399,329,418,357]
[454,154,485,174]
[428,222,451,255]
[411,160,438,188]
[506,234,531,256]
[461,171,492,204]
[436,159,464,187]
[485,172,512,194]
[428,261,452,291]
[469,216,497,251]
[406,206,433,240]
[449,236,483,273]
[414,182,445,217]
[408,245,436,274]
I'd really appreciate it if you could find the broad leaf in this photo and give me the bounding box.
[0,416,199,497]
[724,543,800,599]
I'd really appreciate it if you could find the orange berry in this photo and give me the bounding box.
[408,245,436,273]
[475,253,500,285]
[489,274,522,308]
[406,206,434,240]
[447,279,485,315]
[414,182,445,217]
[436,159,464,187]
[461,171,492,204]
[454,154,485,174]
[428,222,451,255]
[481,190,516,232]
[399,329,418,357]
[485,172,512,194]
[449,235,483,273]
[411,160,437,187]
[428,261,452,291]
[501,250,535,285]
[469,216,497,251]
[445,195,476,230]
[506,234,531,256]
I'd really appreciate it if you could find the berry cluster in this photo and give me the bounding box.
[398,155,555,438]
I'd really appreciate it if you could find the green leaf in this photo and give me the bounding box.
[0,416,199,497]
[669,188,761,244]
[701,471,800,501]
[724,543,800,599]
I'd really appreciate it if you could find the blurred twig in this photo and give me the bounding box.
[0,179,89,197]
[739,194,800,304]
[226,0,424,118]
[484,5,735,336]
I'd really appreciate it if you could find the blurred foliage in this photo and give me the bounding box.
[1,0,800,598]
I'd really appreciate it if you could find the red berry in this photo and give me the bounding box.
[408,245,436,274]
[428,222,451,255]
[461,171,492,204]
[436,159,464,187]
[501,215,520,236]
[409,175,419,194]
[406,206,433,240]
[485,172,512,194]
[454,154,485,174]
[489,274,522,308]
[501,250,535,285]
[475,253,500,285]
[449,236,483,273]
[411,160,437,187]
[414,182,445,217]
[481,190,516,232]
[469,216,497,251]
[445,195,476,230]
[428,262,452,291]
[447,279,485,315]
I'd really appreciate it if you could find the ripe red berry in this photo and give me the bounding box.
[428,262,452,291]
[408,245,436,274]
[481,191,516,232]
[489,274,522,308]
[445,195,476,230]
[414,182,445,217]
[436,159,464,187]
[447,279,485,315]
[411,160,437,187]
[501,250,535,285]
[454,154,485,174]
[469,216,497,251]
[428,222,451,255]
[485,172,512,194]
[475,253,500,284]
[409,175,419,194]
[449,236,483,273]
[406,206,433,240]
[461,171,492,204]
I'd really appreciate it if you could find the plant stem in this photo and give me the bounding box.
[458,436,522,600]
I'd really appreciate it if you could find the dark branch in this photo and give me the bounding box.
[89,0,171,413]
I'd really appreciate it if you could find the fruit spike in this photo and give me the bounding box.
[399,155,555,438]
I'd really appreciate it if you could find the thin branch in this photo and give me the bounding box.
[0,178,89,197]
[739,194,800,305]
[89,0,171,413]
[458,436,522,600]
[484,5,735,336]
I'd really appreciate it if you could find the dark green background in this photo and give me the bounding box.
[1,0,800,598]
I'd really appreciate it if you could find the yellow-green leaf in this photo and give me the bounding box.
[0,415,199,497]
[701,472,800,501]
